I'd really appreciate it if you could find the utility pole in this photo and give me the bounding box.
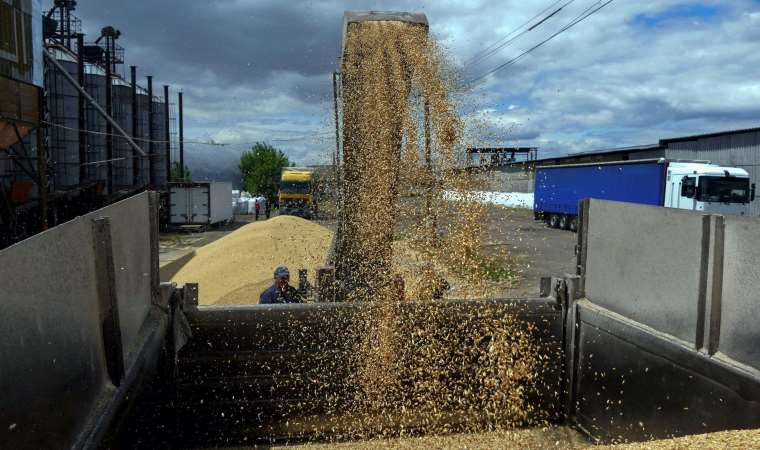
[147,75,154,187]
[37,89,48,230]
[105,50,113,194]
[178,91,184,180]
[130,66,139,186]
[163,85,170,183]
[77,33,86,185]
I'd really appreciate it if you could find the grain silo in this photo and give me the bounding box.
[83,61,108,190]
[45,45,81,191]
[111,76,134,192]
[152,93,168,188]
[135,85,151,186]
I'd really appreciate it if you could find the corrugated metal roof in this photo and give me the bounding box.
[660,126,760,144]
[528,143,662,163]
[506,127,760,166]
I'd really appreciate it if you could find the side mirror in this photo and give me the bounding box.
[752,183,756,202]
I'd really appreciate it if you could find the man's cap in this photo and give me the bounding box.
[274,266,290,278]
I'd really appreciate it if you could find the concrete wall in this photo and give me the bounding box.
[489,168,535,193]
[0,192,159,449]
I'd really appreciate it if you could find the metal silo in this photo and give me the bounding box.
[45,46,80,191]
[152,96,167,188]
[135,86,151,186]
[111,76,134,192]
[84,63,108,189]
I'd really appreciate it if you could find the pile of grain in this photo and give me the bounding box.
[275,426,589,449]
[602,428,760,449]
[171,216,333,305]
[261,427,760,449]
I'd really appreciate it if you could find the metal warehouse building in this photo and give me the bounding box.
[500,127,760,217]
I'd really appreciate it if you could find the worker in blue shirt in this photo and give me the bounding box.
[259,266,303,304]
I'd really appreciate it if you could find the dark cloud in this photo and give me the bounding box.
[47,1,760,174]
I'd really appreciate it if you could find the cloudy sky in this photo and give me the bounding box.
[65,0,760,176]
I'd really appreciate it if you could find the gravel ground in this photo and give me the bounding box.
[481,206,577,298]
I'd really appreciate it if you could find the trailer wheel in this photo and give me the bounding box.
[569,216,578,233]
[559,214,569,230]
[548,214,560,229]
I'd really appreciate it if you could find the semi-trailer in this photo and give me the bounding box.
[534,159,755,231]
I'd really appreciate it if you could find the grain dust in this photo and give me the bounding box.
[320,19,547,440]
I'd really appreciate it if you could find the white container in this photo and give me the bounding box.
[169,182,233,225]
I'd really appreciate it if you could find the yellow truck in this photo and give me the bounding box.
[278,167,315,219]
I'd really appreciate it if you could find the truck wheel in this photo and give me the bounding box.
[559,214,569,230]
[569,216,578,233]
[548,214,560,229]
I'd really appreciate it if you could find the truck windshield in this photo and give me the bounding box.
[698,177,750,203]
[280,181,311,194]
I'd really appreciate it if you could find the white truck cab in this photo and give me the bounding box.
[665,162,755,216]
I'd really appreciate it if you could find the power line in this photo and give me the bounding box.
[464,0,570,67]
[468,0,616,85]
[42,120,332,147]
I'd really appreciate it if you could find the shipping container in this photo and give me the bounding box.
[169,181,232,226]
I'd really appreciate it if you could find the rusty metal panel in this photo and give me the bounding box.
[0,76,40,133]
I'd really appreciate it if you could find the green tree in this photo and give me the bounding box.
[171,161,191,181]
[239,142,291,203]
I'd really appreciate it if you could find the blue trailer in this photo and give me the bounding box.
[534,159,753,231]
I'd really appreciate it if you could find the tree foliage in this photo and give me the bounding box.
[239,142,291,201]
[171,161,191,181]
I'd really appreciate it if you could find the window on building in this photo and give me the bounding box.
[0,1,17,58]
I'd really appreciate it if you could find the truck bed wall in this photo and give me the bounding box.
[534,161,666,216]
[4,195,760,448]
[0,192,167,450]
[569,199,760,442]
[130,297,565,447]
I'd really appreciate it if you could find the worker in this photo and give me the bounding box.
[260,266,303,304]
[254,196,261,221]
[264,196,271,219]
